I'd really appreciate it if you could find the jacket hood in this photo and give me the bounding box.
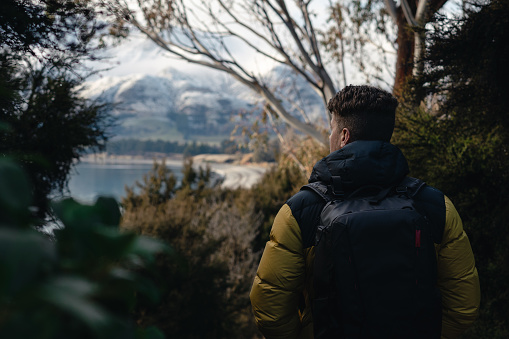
[308,140,409,191]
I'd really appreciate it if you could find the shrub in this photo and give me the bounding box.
[0,158,168,339]
[393,2,509,336]
[121,159,261,339]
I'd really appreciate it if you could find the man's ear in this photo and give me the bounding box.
[340,128,350,148]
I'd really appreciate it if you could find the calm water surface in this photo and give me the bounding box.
[67,162,183,203]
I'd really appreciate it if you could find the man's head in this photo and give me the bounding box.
[328,85,398,153]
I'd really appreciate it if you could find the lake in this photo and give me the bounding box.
[65,158,267,204]
[66,162,183,203]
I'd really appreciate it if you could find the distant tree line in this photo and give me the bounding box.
[105,139,250,157]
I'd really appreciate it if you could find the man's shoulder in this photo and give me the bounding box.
[286,188,327,248]
[413,182,446,211]
[415,182,444,201]
[412,182,447,244]
[286,187,326,210]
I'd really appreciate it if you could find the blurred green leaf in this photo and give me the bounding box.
[101,268,138,309]
[52,197,121,230]
[94,197,121,227]
[52,198,93,230]
[109,268,137,281]
[136,326,165,339]
[38,276,111,333]
[0,162,167,337]
[0,121,13,133]
[92,227,137,259]
[0,158,32,224]
[133,275,160,305]
[0,228,56,296]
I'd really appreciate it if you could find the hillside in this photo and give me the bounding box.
[81,60,326,144]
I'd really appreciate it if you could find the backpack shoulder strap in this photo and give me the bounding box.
[303,177,426,203]
[399,176,446,244]
[396,176,426,197]
[301,182,332,203]
[346,177,425,204]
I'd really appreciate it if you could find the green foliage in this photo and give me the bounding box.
[0,0,112,217]
[123,160,178,209]
[122,159,261,339]
[0,0,104,56]
[395,104,509,338]
[0,159,168,339]
[394,1,509,336]
[118,144,323,337]
[0,60,112,218]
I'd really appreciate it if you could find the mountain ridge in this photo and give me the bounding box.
[82,65,326,143]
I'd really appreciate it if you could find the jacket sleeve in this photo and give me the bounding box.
[437,196,481,339]
[250,203,306,339]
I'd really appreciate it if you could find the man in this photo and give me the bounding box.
[250,85,480,339]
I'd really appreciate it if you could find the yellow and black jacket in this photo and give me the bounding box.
[250,141,480,339]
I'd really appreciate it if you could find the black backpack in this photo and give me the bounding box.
[302,177,445,339]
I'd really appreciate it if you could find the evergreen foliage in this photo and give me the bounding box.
[394,1,509,336]
[4,1,507,337]
[0,59,111,218]
[0,0,111,217]
[119,148,319,337]
[0,0,104,56]
[121,160,261,339]
[105,139,248,157]
[0,158,168,339]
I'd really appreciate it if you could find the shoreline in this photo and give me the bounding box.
[79,152,271,189]
[80,153,184,167]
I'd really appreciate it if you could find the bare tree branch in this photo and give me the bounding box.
[413,0,431,76]
[384,0,398,22]
[268,0,335,101]
[415,0,430,25]
[327,0,348,88]
[265,107,309,176]
[298,0,323,68]
[401,0,418,26]
[103,0,334,146]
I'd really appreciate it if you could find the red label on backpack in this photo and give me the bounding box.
[416,230,421,248]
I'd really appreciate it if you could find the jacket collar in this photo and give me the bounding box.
[308,140,409,191]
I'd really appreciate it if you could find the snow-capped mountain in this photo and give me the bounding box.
[81,68,255,141]
[82,61,325,142]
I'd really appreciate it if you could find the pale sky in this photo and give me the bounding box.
[89,0,363,84]
[88,0,462,90]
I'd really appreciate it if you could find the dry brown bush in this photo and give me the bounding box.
[120,160,262,338]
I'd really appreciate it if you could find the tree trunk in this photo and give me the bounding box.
[393,7,415,97]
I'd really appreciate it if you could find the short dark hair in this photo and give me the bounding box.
[327,85,398,142]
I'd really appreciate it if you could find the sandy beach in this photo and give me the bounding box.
[80,153,270,189]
